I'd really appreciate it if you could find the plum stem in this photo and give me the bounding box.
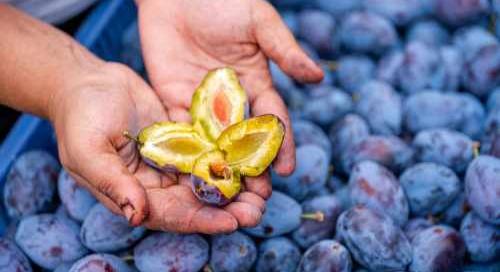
[320,59,337,71]
[301,211,325,222]
[203,264,213,272]
[489,13,497,34]
[121,254,134,262]
[210,161,231,179]
[472,142,480,158]
[123,131,138,142]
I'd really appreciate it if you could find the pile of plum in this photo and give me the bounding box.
[2,0,500,271]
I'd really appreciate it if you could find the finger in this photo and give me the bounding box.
[224,201,262,228]
[253,0,323,83]
[252,90,296,176]
[167,106,192,123]
[235,192,266,213]
[244,170,272,200]
[145,186,238,234]
[69,143,148,227]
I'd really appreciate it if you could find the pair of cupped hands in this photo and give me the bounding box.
[52,0,323,233]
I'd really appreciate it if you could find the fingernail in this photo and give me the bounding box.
[122,204,135,223]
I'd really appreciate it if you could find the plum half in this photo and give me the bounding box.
[190,67,249,141]
[217,115,285,176]
[191,150,241,206]
[131,122,216,173]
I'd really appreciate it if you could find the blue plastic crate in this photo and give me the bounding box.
[0,0,137,234]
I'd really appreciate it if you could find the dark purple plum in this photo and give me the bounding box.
[134,232,209,272]
[80,203,146,252]
[3,150,60,219]
[465,155,500,224]
[341,135,414,173]
[400,162,461,216]
[329,114,370,168]
[362,0,424,26]
[327,175,346,192]
[404,217,434,241]
[336,55,375,94]
[272,144,329,201]
[453,26,498,62]
[349,161,409,226]
[413,128,474,173]
[293,119,332,158]
[297,240,352,272]
[406,20,450,47]
[460,212,500,262]
[209,231,257,272]
[314,0,361,16]
[15,214,88,270]
[69,254,134,272]
[434,46,464,93]
[403,91,463,134]
[434,0,490,26]
[281,11,299,36]
[292,195,343,248]
[54,262,73,272]
[486,108,500,137]
[339,11,398,55]
[58,170,97,222]
[441,192,470,227]
[302,86,353,126]
[334,185,351,211]
[463,262,500,272]
[458,93,486,139]
[244,191,302,238]
[396,41,441,94]
[410,225,466,272]
[256,237,301,272]
[462,44,500,97]
[487,87,500,112]
[355,80,402,135]
[269,61,294,96]
[336,205,412,271]
[297,9,336,56]
[376,50,403,86]
[0,238,32,272]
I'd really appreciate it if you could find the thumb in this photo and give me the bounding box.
[253,0,324,83]
[70,143,148,227]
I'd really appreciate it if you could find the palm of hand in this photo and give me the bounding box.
[53,64,257,233]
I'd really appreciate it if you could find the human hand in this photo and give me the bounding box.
[49,63,263,233]
[137,0,324,198]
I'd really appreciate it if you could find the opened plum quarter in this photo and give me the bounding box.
[217,115,285,177]
[134,122,216,173]
[191,151,241,206]
[190,68,248,141]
